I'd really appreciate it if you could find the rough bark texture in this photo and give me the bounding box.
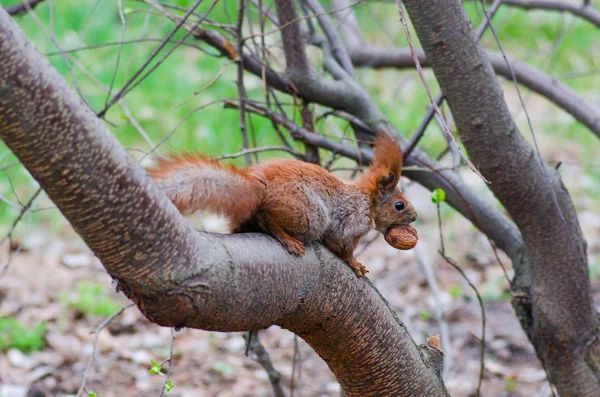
[402,1,600,395]
[273,0,309,74]
[0,9,449,396]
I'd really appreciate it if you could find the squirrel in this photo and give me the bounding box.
[147,133,418,276]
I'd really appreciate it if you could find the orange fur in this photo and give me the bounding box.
[355,133,403,195]
[147,153,266,227]
[147,134,417,277]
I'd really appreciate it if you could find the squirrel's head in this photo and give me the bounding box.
[373,172,418,234]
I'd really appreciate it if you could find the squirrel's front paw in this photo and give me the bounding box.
[347,258,368,277]
[281,237,305,256]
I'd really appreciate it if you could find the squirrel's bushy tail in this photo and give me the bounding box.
[147,153,267,227]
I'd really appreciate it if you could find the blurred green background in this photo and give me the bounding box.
[0,0,598,230]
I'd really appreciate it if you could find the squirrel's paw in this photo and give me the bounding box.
[281,237,305,256]
[347,258,368,277]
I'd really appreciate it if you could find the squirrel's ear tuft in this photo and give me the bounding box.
[373,133,402,194]
[377,172,397,194]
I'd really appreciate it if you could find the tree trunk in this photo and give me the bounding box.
[0,9,448,396]
[402,0,600,395]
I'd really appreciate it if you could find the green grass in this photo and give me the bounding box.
[60,281,121,318]
[0,317,47,354]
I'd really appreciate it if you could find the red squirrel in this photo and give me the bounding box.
[147,133,418,276]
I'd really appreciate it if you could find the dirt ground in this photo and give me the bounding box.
[1,174,599,397]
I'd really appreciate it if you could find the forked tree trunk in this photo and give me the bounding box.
[402,0,600,395]
[0,9,448,396]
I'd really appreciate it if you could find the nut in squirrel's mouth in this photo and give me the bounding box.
[384,224,418,250]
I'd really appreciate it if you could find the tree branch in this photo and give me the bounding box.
[272,0,319,163]
[4,0,46,16]
[349,46,600,140]
[0,8,448,396]
[469,0,600,28]
[402,0,600,394]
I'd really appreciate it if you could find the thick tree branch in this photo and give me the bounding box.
[349,47,600,139]
[273,0,310,73]
[302,0,355,77]
[272,0,319,162]
[0,8,448,396]
[402,0,600,394]
[469,0,600,27]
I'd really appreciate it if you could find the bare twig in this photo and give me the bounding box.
[0,188,42,247]
[245,332,288,397]
[97,0,209,118]
[273,0,320,163]
[414,244,453,379]
[290,335,302,397]
[235,0,252,166]
[436,203,485,396]
[76,304,135,397]
[216,145,304,160]
[302,0,355,77]
[0,187,42,277]
[399,0,502,162]
[21,0,93,112]
[469,0,600,27]
[45,38,211,57]
[104,0,128,109]
[158,328,176,397]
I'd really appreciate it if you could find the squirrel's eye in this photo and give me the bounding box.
[394,201,405,211]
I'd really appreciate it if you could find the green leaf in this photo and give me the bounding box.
[149,360,164,375]
[505,377,518,392]
[88,392,97,397]
[449,285,463,299]
[419,311,432,321]
[431,188,446,204]
[164,379,174,393]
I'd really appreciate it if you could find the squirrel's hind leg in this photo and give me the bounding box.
[257,214,306,256]
[323,236,367,277]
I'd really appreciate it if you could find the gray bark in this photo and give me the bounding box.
[402,0,600,395]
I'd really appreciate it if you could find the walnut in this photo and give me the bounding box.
[384,225,418,250]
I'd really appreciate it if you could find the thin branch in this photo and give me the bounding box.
[97,0,208,118]
[246,332,288,397]
[21,0,94,112]
[395,0,488,185]
[272,0,320,163]
[0,187,42,277]
[470,0,600,27]
[302,0,355,77]
[45,38,212,57]
[403,0,503,158]
[235,0,252,166]
[215,145,304,160]
[0,187,42,247]
[290,335,302,397]
[76,304,135,397]
[414,244,453,380]
[158,328,176,397]
[436,203,485,396]
[104,0,127,109]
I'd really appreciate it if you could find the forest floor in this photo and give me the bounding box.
[1,170,599,397]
